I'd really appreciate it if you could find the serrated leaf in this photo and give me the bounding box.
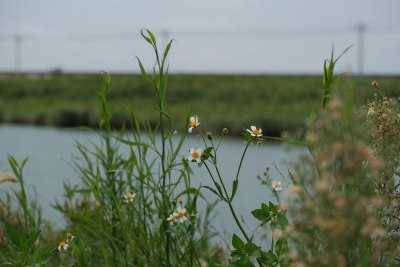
[269,201,278,213]
[261,250,279,265]
[249,248,261,260]
[251,208,265,221]
[261,202,269,211]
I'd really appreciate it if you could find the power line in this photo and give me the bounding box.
[0,27,399,42]
[1,26,399,74]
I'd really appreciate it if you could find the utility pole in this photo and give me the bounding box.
[15,35,22,73]
[357,24,366,76]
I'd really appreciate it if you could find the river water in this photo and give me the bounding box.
[0,124,304,242]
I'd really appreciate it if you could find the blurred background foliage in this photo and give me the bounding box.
[1,73,399,137]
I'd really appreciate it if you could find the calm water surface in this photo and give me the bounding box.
[0,124,304,240]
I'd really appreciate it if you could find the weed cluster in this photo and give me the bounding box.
[1,30,399,266]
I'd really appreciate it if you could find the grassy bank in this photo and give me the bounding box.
[0,73,399,136]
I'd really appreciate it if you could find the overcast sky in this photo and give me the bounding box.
[0,0,399,74]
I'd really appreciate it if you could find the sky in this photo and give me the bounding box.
[0,0,400,75]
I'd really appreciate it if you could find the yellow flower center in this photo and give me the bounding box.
[178,210,185,217]
[190,120,197,127]
[192,151,199,158]
[252,129,260,136]
[59,241,65,247]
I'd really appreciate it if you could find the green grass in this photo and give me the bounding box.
[0,73,399,136]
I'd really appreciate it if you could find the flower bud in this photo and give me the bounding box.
[222,128,229,135]
[206,132,213,140]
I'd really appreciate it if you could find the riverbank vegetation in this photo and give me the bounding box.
[1,30,399,266]
[0,71,399,137]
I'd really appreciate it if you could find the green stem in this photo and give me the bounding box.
[203,162,225,200]
[227,201,250,241]
[207,141,263,266]
[154,43,171,267]
[235,142,250,182]
[214,166,230,199]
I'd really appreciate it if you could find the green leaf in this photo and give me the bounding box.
[251,203,273,224]
[274,237,288,257]
[3,220,23,248]
[140,29,153,45]
[242,129,253,141]
[249,247,261,260]
[231,179,238,200]
[178,187,202,198]
[202,147,213,160]
[261,250,278,265]
[181,158,190,169]
[114,136,150,148]
[146,29,157,45]
[232,234,245,251]
[202,185,222,200]
[214,182,224,199]
[162,39,174,65]
[321,45,352,109]
[152,218,163,234]
[333,45,353,64]
[136,57,151,84]
[268,201,279,213]
[287,168,298,185]
[251,208,266,221]
[23,230,41,251]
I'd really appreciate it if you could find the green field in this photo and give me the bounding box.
[0,73,399,136]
